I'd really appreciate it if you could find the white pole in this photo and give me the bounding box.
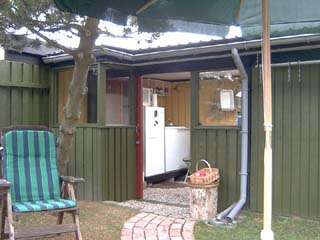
[0,46,5,60]
[260,0,274,239]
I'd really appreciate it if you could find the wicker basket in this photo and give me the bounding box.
[189,159,219,185]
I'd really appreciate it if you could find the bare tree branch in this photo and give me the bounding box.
[29,28,76,54]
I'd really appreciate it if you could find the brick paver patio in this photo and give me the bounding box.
[121,212,195,240]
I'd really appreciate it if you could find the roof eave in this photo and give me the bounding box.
[42,34,320,65]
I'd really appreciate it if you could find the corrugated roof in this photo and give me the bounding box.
[98,37,247,54]
[14,36,245,57]
[20,44,62,56]
[10,33,320,66]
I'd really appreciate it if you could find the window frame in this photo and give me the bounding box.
[104,65,136,127]
[191,71,241,130]
[53,65,99,127]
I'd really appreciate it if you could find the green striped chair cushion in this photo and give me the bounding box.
[3,130,62,205]
[12,199,76,213]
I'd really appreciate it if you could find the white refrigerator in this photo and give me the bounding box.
[144,106,165,177]
[165,127,190,172]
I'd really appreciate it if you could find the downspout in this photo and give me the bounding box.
[226,48,249,221]
[216,48,249,222]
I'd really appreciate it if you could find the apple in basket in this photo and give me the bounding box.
[195,170,207,177]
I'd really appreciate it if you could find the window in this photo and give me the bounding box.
[106,76,130,125]
[198,70,241,126]
[57,69,97,124]
[87,70,98,123]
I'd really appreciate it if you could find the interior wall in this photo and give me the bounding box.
[143,78,191,127]
[198,78,241,126]
[106,78,130,125]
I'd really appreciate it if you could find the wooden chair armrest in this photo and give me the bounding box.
[60,176,85,184]
[60,177,83,201]
[0,179,11,191]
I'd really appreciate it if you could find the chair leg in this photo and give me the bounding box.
[0,216,4,240]
[57,212,64,225]
[6,193,14,240]
[1,195,7,240]
[66,183,82,240]
[184,168,190,182]
[72,211,82,240]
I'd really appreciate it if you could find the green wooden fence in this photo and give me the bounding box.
[0,61,50,127]
[191,128,241,211]
[251,64,320,219]
[57,126,137,202]
[0,61,137,202]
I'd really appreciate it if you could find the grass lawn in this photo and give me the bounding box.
[195,211,320,240]
[10,202,320,240]
[13,201,137,240]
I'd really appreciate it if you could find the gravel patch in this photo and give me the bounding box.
[117,182,191,219]
[118,200,190,219]
[144,185,190,206]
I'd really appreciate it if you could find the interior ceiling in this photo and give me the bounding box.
[143,70,239,81]
[143,72,191,81]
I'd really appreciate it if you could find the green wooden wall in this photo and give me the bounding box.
[51,64,137,202]
[190,71,241,211]
[191,128,241,211]
[57,126,137,202]
[0,61,50,127]
[251,64,320,219]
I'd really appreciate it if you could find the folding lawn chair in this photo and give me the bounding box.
[0,126,84,240]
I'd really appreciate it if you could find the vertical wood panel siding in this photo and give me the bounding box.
[60,126,136,201]
[0,61,136,202]
[0,61,50,127]
[251,64,320,219]
[191,128,241,211]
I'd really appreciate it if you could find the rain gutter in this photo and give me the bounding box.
[42,48,134,64]
[128,43,320,67]
[264,59,320,67]
[91,43,320,69]
[131,34,320,61]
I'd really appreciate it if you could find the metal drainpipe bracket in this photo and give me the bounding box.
[264,124,273,131]
[207,218,238,227]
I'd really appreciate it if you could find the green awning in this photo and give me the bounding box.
[54,0,320,37]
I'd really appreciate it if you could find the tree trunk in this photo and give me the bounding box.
[189,183,219,220]
[57,17,99,174]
